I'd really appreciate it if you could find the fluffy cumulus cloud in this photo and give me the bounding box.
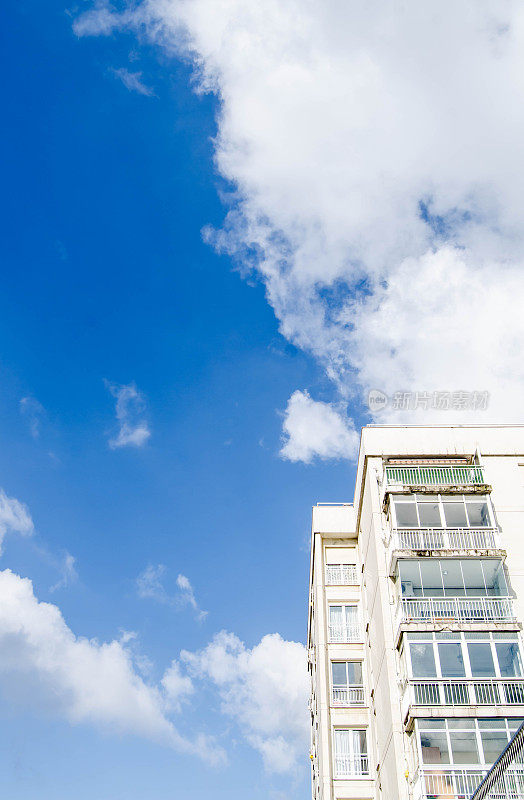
[0,489,34,554]
[74,2,524,444]
[0,568,223,763]
[182,631,309,774]
[105,380,151,449]
[280,390,358,463]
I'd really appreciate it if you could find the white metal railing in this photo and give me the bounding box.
[332,686,365,706]
[471,722,524,799]
[390,528,500,551]
[328,623,362,643]
[406,679,524,708]
[334,754,369,778]
[416,768,486,799]
[398,596,515,626]
[326,564,358,585]
[385,465,485,487]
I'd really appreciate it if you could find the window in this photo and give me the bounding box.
[406,632,523,680]
[416,718,523,768]
[391,494,493,529]
[326,564,358,585]
[397,559,508,598]
[331,662,364,705]
[328,605,360,643]
[334,729,368,777]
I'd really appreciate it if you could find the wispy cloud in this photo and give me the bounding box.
[111,67,155,97]
[49,553,78,593]
[136,565,208,622]
[176,574,208,622]
[105,381,151,449]
[20,397,45,439]
[0,489,34,554]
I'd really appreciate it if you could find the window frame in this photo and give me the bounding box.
[405,632,524,680]
[415,717,523,769]
[332,727,369,778]
[390,493,495,530]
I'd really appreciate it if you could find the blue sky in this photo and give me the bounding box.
[3,1,524,797]
[0,2,359,798]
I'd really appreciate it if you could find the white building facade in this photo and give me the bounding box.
[308,425,524,800]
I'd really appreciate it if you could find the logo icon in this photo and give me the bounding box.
[368,389,388,412]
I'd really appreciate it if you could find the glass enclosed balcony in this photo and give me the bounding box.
[396,559,515,627]
[413,718,523,800]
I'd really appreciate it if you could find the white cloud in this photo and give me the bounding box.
[111,67,155,96]
[0,490,34,554]
[74,2,524,431]
[280,390,358,463]
[105,381,151,449]
[137,565,208,621]
[161,660,195,712]
[176,574,208,622]
[0,568,223,764]
[20,397,45,439]
[49,552,78,593]
[182,631,309,774]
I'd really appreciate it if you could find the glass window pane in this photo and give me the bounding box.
[480,732,509,764]
[496,643,523,677]
[441,561,465,596]
[461,560,486,596]
[399,561,422,597]
[419,719,446,730]
[395,502,418,527]
[419,561,443,595]
[443,502,468,527]
[468,643,496,677]
[332,662,347,686]
[347,662,363,685]
[466,501,490,527]
[482,560,508,596]
[357,730,367,755]
[418,502,442,527]
[448,719,475,729]
[410,644,437,678]
[450,732,479,765]
[438,643,466,677]
[420,732,450,765]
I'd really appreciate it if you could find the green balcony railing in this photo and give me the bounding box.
[385,465,485,487]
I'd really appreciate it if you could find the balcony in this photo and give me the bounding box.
[398,596,516,627]
[415,767,524,800]
[328,623,362,643]
[332,686,365,706]
[334,754,369,778]
[387,528,503,574]
[415,768,486,800]
[326,564,358,585]
[385,464,486,489]
[405,678,524,709]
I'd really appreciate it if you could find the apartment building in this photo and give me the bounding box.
[308,425,524,800]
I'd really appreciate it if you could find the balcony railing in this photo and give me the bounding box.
[416,768,486,799]
[332,686,365,706]
[398,596,515,626]
[406,679,524,708]
[390,528,500,552]
[385,465,485,488]
[334,754,369,778]
[326,564,359,585]
[328,623,362,643]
